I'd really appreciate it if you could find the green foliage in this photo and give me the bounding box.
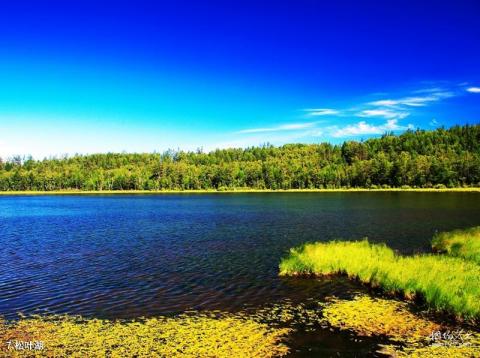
[1,125,479,191]
[432,226,480,264]
[279,240,480,320]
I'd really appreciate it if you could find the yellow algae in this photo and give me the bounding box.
[322,295,440,343]
[321,295,480,357]
[0,313,290,357]
[395,339,480,358]
[248,301,324,332]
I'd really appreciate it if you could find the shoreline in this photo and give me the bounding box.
[1,187,480,195]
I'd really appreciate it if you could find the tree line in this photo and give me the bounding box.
[1,125,479,191]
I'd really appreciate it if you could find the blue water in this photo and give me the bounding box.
[1,192,479,322]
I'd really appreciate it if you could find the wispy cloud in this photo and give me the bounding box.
[219,118,414,148]
[350,88,456,129]
[412,87,445,94]
[231,82,464,145]
[466,87,480,93]
[357,109,409,119]
[331,119,413,138]
[303,108,340,116]
[236,121,317,134]
[368,91,454,108]
[304,87,456,128]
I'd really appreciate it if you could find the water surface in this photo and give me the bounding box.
[1,192,479,355]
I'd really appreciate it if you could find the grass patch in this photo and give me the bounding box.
[321,295,480,357]
[432,226,480,264]
[279,240,480,320]
[0,312,290,357]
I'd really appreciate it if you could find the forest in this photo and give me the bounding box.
[1,125,479,191]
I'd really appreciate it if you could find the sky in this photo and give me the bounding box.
[0,1,479,159]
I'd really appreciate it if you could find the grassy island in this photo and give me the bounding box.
[279,240,480,320]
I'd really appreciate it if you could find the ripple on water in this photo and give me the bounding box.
[0,192,479,321]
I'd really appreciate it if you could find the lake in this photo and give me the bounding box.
[1,192,479,355]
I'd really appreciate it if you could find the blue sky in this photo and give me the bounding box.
[0,1,479,159]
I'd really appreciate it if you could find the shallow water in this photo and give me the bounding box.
[1,192,479,355]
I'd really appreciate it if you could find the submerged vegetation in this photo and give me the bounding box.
[279,240,480,320]
[432,226,480,264]
[0,312,290,357]
[3,295,479,357]
[1,125,479,191]
[321,295,480,357]
[322,295,440,342]
[0,301,326,357]
[4,232,480,357]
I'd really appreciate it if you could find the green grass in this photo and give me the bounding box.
[279,240,480,320]
[432,226,480,264]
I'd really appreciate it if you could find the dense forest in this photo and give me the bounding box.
[1,125,479,191]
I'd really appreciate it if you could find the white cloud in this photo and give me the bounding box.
[229,82,459,146]
[331,119,412,138]
[303,86,456,136]
[412,87,444,93]
[236,122,317,134]
[303,108,340,116]
[357,109,409,119]
[368,100,398,106]
[212,119,414,148]
[400,96,440,106]
[369,92,453,108]
[466,87,480,93]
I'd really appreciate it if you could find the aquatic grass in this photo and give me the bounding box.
[322,295,440,342]
[432,226,480,264]
[393,341,480,358]
[279,240,480,320]
[321,295,480,357]
[0,313,290,357]
[246,301,325,332]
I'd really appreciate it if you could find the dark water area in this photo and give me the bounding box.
[1,192,480,356]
